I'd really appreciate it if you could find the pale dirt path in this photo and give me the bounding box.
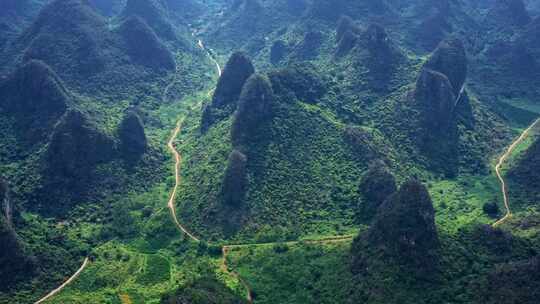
[198,39,222,77]
[493,118,540,227]
[164,36,220,242]
[34,258,89,304]
[34,49,186,304]
[166,119,200,242]
[166,37,356,304]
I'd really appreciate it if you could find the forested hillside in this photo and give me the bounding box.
[1,1,539,303]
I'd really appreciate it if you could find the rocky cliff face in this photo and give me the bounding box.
[221,149,248,207]
[231,74,275,148]
[335,16,362,57]
[212,52,255,109]
[118,16,175,71]
[201,52,255,132]
[424,38,467,95]
[0,60,69,148]
[21,0,109,79]
[352,180,439,278]
[409,38,469,175]
[413,68,457,133]
[357,161,397,222]
[43,109,115,206]
[123,0,176,41]
[118,110,147,160]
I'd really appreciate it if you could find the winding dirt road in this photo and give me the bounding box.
[166,121,255,302]
[164,38,359,303]
[493,118,540,227]
[166,119,201,242]
[34,48,187,304]
[163,44,258,301]
[198,39,222,77]
[34,258,89,304]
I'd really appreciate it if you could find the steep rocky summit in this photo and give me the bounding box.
[118,16,175,71]
[118,110,147,160]
[0,60,69,147]
[123,0,176,41]
[408,38,468,175]
[231,74,275,148]
[357,161,397,222]
[20,0,109,79]
[413,68,457,133]
[353,180,439,277]
[43,110,115,206]
[201,52,255,132]
[221,149,248,207]
[424,38,467,95]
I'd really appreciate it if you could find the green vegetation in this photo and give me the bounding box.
[226,241,354,304]
[1,0,540,303]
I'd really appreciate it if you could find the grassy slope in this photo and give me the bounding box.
[0,21,219,304]
[176,96,371,242]
[5,1,540,303]
[30,33,231,303]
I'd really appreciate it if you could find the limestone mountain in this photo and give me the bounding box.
[357,161,397,222]
[7,0,185,96]
[201,52,255,132]
[352,180,439,277]
[231,74,275,148]
[122,0,177,42]
[424,38,467,95]
[407,38,469,175]
[410,67,460,174]
[221,149,248,207]
[117,15,176,71]
[335,16,362,57]
[2,1,540,303]
[118,110,148,160]
[0,60,69,151]
[412,68,457,134]
[42,110,116,208]
[19,0,110,81]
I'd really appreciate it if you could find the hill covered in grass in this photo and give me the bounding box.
[2,0,540,303]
